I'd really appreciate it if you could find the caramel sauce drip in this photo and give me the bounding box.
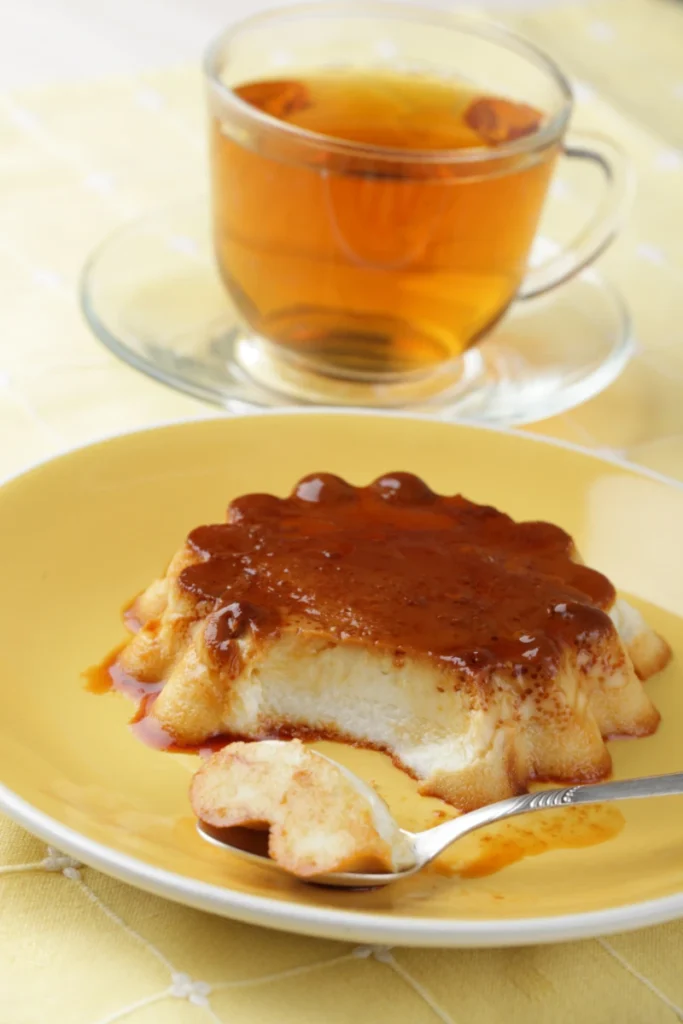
[83,644,155,699]
[180,472,615,683]
[432,804,625,878]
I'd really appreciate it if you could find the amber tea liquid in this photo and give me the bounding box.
[211,71,557,378]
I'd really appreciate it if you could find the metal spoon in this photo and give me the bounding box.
[197,767,683,889]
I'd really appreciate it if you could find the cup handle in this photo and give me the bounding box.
[518,132,635,300]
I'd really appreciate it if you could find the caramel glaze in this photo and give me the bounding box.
[179,472,615,688]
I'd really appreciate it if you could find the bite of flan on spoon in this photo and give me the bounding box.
[191,739,415,877]
[113,472,670,810]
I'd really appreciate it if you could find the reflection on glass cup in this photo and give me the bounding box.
[205,3,631,399]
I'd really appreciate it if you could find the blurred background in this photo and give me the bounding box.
[2,0,569,87]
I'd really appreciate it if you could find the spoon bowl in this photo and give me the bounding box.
[197,820,417,888]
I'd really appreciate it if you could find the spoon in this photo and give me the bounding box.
[197,765,683,889]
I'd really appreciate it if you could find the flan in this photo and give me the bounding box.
[111,472,670,811]
[191,739,415,876]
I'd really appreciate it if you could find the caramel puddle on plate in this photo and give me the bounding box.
[311,742,625,878]
[83,647,122,695]
[83,597,144,695]
[431,804,625,878]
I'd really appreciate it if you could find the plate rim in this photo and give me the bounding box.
[3,780,683,947]
[8,405,683,495]
[1,408,682,947]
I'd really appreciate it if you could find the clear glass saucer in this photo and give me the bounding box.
[81,200,634,425]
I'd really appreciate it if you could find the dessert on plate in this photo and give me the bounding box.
[110,472,670,810]
[191,739,415,876]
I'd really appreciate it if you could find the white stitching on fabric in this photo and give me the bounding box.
[598,938,683,1021]
[75,878,178,975]
[90,992,168,1024]
[211,952,358,991]
[0,860,49,875]
[368,949,455,1024]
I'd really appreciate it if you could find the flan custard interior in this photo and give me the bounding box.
[111,472,670,811]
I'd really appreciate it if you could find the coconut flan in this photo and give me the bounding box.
[109,472,670,810]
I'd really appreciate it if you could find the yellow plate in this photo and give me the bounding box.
[1,411,682,947]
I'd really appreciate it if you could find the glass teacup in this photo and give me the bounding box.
[205,3,630,405]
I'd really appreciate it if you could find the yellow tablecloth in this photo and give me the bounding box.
[2,1,683,1021]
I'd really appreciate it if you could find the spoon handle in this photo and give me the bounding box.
[411,772,683,866]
